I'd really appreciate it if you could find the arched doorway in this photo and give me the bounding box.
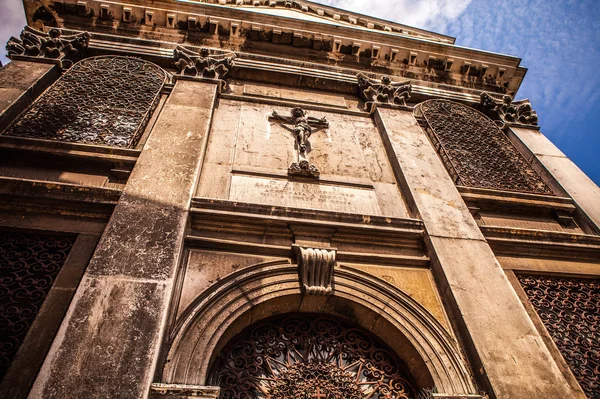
[208,313,418,399]
[162,261,478,396]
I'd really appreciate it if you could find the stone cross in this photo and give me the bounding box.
[270,107,329,178]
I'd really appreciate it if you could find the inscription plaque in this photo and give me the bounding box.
[230,175,381,215]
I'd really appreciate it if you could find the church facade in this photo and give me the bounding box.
[0,1,599,398]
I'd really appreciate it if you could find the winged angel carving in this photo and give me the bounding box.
[6,26,90,69]
[480,92,538,126]
[357,73,412,112]
[173,46,235,89]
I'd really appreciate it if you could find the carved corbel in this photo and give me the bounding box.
[479,92,539,126]
[173,46,236,90]
[6,26,90,69]
[357,73,412,112]
[293,245,336,295]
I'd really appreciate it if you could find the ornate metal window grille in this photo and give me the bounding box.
[3,56,167,148]
[415,100,553,195]
[518,274,600,397]
[0,231,75,380]
[208,313,418,399]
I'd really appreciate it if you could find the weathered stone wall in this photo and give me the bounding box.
[197,94,408,218]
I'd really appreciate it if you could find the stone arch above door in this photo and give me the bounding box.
[162,261,479,396]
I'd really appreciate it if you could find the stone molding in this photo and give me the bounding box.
[419,394,486,399]
[6,26,90,69]
[50,0,522,93]
[48,28,516,104]
[149,383,219,399]
[163,261,478,395]
[293,245,336,295]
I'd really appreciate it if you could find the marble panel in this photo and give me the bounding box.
[243,83,347,108]
[229,174,381,215]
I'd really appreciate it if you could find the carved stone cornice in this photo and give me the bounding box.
[173,46,235,90]
[293,245,336,295]
[357,73,412,112]
[479,92,538,126]
[6,26,90,69]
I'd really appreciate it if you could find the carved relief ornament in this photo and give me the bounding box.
[357,72,412,112]
[293,245,336,295]
[6,26,90,69]
[479,92,539,126]
[173,46,235,89]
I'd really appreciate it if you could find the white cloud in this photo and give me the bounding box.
[316,0,599,136]
[313,0,473,30]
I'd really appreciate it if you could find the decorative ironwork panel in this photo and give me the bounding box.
[417,100,553,195]
[209,313,418,399]
[0,231,75,380]
[519,275,600,397]
[3,56,167,147]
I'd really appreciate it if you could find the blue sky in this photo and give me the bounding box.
[315,0,600,185]
[1,0,599,185]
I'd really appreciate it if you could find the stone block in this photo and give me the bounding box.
[511,126,600,231]
[511,127,566,157]
[376,108,484,240]
[29,277,167,399]
[177,250,277,318]
[429,236,579,398]
[350,264,449,329]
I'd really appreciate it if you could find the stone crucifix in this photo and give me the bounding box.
[270,107,329,178]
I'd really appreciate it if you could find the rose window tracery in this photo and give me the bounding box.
[208,314,418,399]
[3,56,167,148]
[415,99,553,195]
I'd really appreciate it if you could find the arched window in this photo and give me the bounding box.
[416,99,553,195]
[208,313,418,399]
[3,56,167,148]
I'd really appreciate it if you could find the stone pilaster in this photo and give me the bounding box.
[0,60,59,132]
[28,79,218,398]
[509,126,600,232]
[375,107,583,398]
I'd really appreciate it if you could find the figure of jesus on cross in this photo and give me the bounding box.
[270,107,329,178]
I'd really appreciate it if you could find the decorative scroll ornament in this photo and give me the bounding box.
[6,26,90,69]
[270,107,329,178]
[209,314,418,399]
[293,245,336,295]
[518,275,600,398]
[0,231,75,380]
[3,56,167,147]
[479,92,539,126]
[357,73,412,112]
[416,99,554,195]
[173,46,235,89]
